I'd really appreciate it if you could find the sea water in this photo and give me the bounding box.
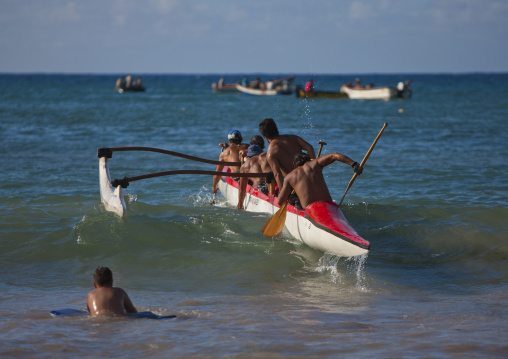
[0,73,507,358]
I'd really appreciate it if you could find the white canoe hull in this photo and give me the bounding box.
[218,175,369,257]
[341,85,399,100]
[99,157,126,216]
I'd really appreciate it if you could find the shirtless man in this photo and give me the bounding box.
[212,129,249,194]
[238,135,273,209]
[277,152,363,209]
[258,118,316,191]
[86,267,137,317]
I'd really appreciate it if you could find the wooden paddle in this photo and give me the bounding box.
[338,122,388,207]
[261,141,327,237]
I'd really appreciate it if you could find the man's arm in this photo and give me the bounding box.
[267,153,284,190]
[237,163,249,209]
[297,137,316,159]
[317,153,362,174]
[212,151,227,193]
[277,174,293,207]
[122,290,137,314]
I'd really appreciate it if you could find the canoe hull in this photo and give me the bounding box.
[218,175,369,257]
[99,157,126,216]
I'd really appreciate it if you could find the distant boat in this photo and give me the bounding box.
[341,80,412,100]
[114,75,145,93]
[236,75,295,96]
[237,84,291,96]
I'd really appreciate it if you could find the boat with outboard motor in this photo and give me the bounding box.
[341,79,412,100]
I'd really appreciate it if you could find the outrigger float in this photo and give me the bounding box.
[97,125,386,258]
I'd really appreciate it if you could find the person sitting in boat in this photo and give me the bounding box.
[277,152,362,210]
[258,118,316,192]
[212,130,249,195]
[218,77,225,88]
[125,75,133,89]
[86,267,138,317]
[304,80,314,92]
[354,78,363,89]
[238,136,274,209]
[251,77,261,89]
[114,77,125,92]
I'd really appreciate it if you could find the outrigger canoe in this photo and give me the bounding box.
[97,148,370,258]
[218,167,369,257]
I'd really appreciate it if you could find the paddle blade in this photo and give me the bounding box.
[261,204,288,237]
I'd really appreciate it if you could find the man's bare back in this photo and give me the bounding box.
[278,153,361,209]
[266,134,316,189]
[87,286,137,317]
[86,267,137,317]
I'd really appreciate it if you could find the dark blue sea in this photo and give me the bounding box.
[0,73,507,358]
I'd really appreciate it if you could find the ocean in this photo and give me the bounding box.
[0,73,507,358]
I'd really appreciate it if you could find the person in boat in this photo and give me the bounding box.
[218,77,225,88]
[212,130,249,195]
[277,152,363,209]
[114,77,125,92]
[258,118,316,192]
[135,76,143,88]
[237,135,274,209]
[251,77,261,89]
[86,267,138,317]
[304,80,313,92]
[354,78,363,89]
[125,75,133,89]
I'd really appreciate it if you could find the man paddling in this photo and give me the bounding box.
[238,135,273,209]
[212,129,249,194]
[258,118,316,191]
[278,152,363,209]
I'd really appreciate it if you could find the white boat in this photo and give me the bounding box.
[236,84,292,96]
[341,81,412,100]
[218,169,369,257]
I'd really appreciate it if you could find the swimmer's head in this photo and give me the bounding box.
[94,267,113,287]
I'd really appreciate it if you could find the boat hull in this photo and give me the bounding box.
[99,157,126,216]
[341,85,399,100]
[218,174,369,257]
[296,89,347,98]
[236,84,292,96]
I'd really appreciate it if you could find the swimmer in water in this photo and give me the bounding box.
[86,267,137,317]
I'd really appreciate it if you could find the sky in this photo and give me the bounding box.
[1,0,507,74]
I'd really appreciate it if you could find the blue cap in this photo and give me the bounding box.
[228,129,242,143]
[247,144,263,157]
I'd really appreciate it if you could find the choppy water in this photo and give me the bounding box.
[0,73,507,358]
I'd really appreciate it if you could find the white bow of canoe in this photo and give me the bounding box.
[99,157,126,216]
[218,171,369,258]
